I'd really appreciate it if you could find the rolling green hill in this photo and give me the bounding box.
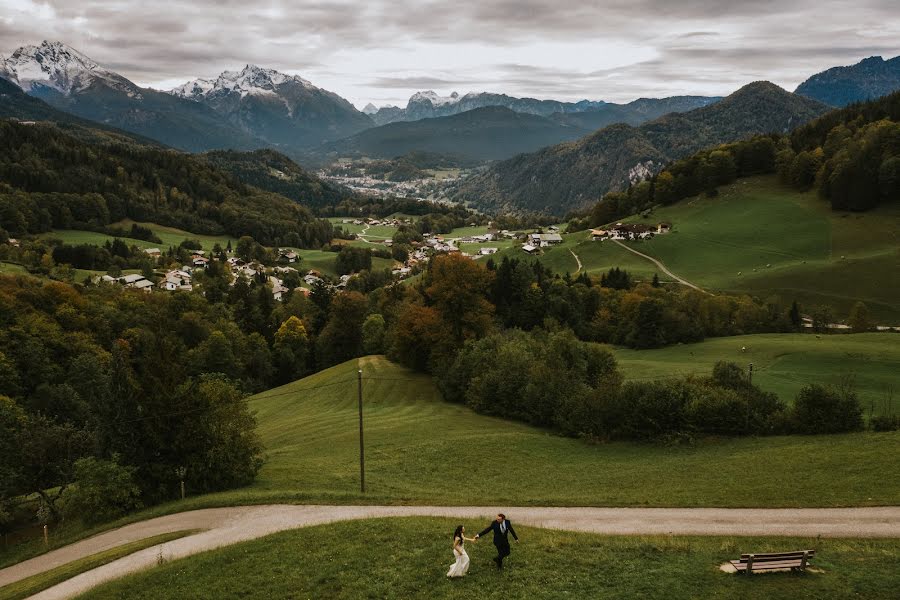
[454,82,828,216]
[180,354,900,509]
[615,176,900,322]
[499,176,898,322]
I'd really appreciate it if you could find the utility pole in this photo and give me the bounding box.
[746,363,754,433]
[358,369,365,494]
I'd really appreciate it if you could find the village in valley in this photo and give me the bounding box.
[89,216,679,300]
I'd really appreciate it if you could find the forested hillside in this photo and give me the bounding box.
[575,90,900,227]
[203,149,350,212]
[0,121,335,247]
[314,106,590,162]
[795,55,900,107]
[453,82,827,216]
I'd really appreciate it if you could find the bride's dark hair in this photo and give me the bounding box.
[453,525,464,541]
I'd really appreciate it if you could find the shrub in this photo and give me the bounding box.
[870,414,900,432]
[61,455,142,525]
[791,384,864,434]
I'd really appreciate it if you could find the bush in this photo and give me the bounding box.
[791,384,863,434]
[870,414,900,432]
[61,455,142,525]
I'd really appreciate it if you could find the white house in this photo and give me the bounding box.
[479,247,499,255]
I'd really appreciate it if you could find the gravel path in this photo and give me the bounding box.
[611,239,710,294]
[4,505,899,599]
[569,249,582,273]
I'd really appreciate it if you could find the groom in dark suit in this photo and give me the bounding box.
[475,513,519,570]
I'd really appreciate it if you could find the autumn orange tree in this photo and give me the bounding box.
[424,253,495,345]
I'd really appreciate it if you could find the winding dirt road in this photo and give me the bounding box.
[569,249,582,274]
[611,239,710,294]
[3,505,899,599]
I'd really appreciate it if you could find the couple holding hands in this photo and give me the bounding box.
[447,513,519,578]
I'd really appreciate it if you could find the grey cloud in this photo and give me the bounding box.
[1,0,899,105]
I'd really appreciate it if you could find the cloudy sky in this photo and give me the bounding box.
[1,0,898,108]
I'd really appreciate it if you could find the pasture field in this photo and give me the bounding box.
[0,262,29,276]
[614,333,900,414]
[112,219,237,250]
[77,518,900,600]
[176,354,900,509]
[491,233,658,280]
[619,176,900,322]
[42,221,236,252]
[2,350,897,571]
[290,249,394,278]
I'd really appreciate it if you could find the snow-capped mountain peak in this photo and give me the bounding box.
[169,65,316,100]
[362,102,379,114]
[2,40,117,95]
[409,90,461,107]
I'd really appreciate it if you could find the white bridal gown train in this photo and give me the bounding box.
[447,539,470,577]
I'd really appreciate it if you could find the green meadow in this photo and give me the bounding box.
[614,333,900,415]
[76,519,900,600]
[163,353,900,510]
[40,220,236,252]
[619,176,900,322]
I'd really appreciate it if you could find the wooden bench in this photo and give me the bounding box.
[730,550,815,574]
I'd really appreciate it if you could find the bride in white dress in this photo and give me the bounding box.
[447,525,476,578]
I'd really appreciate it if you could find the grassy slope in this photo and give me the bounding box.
[620,176,900,321]
[77,518,900,600]
[615,333,900,414]
[0,262,29,276]
[492,232,659,280]
[41,222,236,252]
[0,530,198,600]
[179,355,900,508]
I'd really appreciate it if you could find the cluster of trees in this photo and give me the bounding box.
[0,277,265,530]
[573,90,900,231]
[377,255,798,380]
[334,246,373,276]
[439,335,866,443]
[777,119,900,210]
[0,121,335,247]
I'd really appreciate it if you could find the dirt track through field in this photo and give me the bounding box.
[611,239,710,294]
[3,505,899,599]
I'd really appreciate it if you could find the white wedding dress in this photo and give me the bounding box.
[447,537,470,577]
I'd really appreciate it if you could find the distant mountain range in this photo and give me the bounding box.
[796,55,900,107]
[368,91,609,125]
[3,41,899,181]
[0,41,264,153]
[312,106,592,162]
[169,65,373,150]
[311,96,719,163]
[0,41,374,156]
[549,96,721,131]
[453,82,829,216]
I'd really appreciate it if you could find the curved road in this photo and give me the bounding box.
[611,239,710,294]
[3,505,899,599]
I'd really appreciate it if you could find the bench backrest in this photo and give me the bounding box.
[737,550,815,562]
